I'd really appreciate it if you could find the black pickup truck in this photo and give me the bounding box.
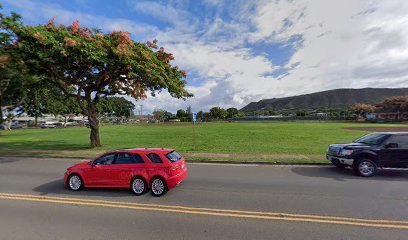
[326,132,408,177]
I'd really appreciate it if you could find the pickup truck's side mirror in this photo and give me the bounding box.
[385,142,399,148]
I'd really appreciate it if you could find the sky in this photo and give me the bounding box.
[2,0,408,114]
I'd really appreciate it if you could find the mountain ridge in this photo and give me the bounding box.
[240,88,408,112]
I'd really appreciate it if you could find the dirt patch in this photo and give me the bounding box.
[343,127,408,132]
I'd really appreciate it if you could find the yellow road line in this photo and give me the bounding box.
[0,192,407,225]
[0,193,407,229]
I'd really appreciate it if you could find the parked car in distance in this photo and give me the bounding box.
[40,122,58,128]
[64,148,188,196]
[327,132,408,177]
[0,122,23,130]
[65,121,78,127]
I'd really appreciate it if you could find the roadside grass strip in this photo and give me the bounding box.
[0,193,407,230]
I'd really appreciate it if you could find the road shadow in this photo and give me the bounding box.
[0,140,92,151]
[291,166,408,182]
[33,179,135,197]
[0,157,21,164]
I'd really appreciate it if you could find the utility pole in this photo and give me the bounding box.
[139,105,144,116]
[192,112,197,150]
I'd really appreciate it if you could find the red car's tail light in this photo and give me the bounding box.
[168,165,182,175]
[168,166,178,171]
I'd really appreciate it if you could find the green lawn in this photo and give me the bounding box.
[0,122,405,157]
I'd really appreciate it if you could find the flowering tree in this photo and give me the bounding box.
[2,14,192,146]
[0,6,26,125]
[378,96,408,120]
[351,103,376,118]
[379,96,408,112]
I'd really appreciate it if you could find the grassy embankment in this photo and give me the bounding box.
[0,122,405,163]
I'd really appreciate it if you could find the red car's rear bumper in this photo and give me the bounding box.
[167,167,188,189]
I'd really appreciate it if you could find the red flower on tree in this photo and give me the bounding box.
[45,17,56,29]
[70,20,80,32]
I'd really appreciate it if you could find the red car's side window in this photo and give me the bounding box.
[131,154,145,164]
[94,154,116,165]
[115,153,144,164]
[147,153,163,163]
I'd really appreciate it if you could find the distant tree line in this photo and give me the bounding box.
[152,96,408,123]
[152,106,244,122]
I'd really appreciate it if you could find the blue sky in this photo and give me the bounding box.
[2,0,408,113]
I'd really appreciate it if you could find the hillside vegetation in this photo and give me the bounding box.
[241,88,408,112]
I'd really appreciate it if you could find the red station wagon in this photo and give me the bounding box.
[64,148,188,196]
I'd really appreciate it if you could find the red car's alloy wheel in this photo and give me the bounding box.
[68,175,83,191]
[131,177,146,195]
[151,178,167,197]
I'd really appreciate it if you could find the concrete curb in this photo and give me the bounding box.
[188,160,330,165]
[0,155,330,166]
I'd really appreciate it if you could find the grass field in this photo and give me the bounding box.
[1,122,406,160]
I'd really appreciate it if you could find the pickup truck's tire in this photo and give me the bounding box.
[353,159,377,177]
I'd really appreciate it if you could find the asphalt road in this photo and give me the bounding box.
[0,156,407,240]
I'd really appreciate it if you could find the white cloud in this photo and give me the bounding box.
[249,0,408,95]
[138,0,408,113]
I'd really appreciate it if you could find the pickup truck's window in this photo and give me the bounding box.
[385,135,408,148]
[147,153,163,163]
[94,154,116,165]
[354,134,390,145]
[166,151,182,162]
[115,153,144,164]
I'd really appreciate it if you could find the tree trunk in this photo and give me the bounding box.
[6,121,11,130]
[35,115,38,127]
[0,94,3,125]
[5,117,11,131]
[64,115,68,128]
[85,93,101,147]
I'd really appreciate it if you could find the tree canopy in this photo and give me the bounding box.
[0,6,27,123]
[351,103,376,117]
[378,96,408,113]
[210,107,228,120]
[1,7,192,146]
[96,97,135,118]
